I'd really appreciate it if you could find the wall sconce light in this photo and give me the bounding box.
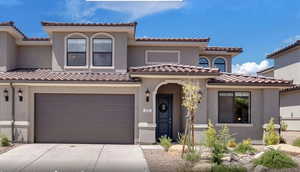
[3,89,8,102]
[145,89,150,102]
[18,89,23,102]
[198,90,202,103]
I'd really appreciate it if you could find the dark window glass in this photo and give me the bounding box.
[67,39,86,66]
[214,58,226,72]
[218,91,251,123]
[198,57,209,67]
[93,38,112,66]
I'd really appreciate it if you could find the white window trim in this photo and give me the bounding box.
[145,50,181,65]
[216,123,253,127]
[198,56,211,67]
[64,33,89,69]
[212,56,227,72]
[90,33,115,69]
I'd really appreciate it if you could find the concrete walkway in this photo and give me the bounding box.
[0,144,149,172]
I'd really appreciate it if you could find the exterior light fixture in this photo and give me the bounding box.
[3,89,8,102]
[18,89,23,102]
[145,89,150,102]
[198,90,202,103]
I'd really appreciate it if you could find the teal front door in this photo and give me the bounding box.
[156,94,173,140]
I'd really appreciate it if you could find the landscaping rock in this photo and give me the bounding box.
[192,160,212,172]
[254,165,268,172]
[169,145,186,153]
[244,163,255,172]
[254,152,265,159]
[269,144,300,156]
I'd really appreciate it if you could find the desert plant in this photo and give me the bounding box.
[1,135,10,147]
[280,120,288,131]
[254,148,298,169]
[227,139,237,148]
[234,139,257,154]
[211,141,225,165]
[264,118,280,145]
[212,164,247,172]
[183,150,200,163]
[217,125,232,152]
[159,135,172,152]
[292,137,300,147]
[205,120,217,148]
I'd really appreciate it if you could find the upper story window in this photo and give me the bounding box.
[66,33,88,67]
[198,57,209,67]
[92,38,113,67]
[213,57,226,72]
[218,91,251,124]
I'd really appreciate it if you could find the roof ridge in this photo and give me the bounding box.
[267,40,300,58]
[41,21,138,26]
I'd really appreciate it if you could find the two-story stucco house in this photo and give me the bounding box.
[258,40,300,131]
[0,21,291,144]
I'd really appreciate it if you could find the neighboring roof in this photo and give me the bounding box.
[267,40,300,58]
[281,85,300,93]
[208,73,291,86]
[129,64,220,75]
[0,21,26,38]
[0,69,138,82]
[135,37,210,42]
[257,67,274,74]
[22,37,50,41]
[41,21,137,27]
[204,46,243,53]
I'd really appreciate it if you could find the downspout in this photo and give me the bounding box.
[9,82,15,142]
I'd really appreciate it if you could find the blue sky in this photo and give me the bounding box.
[0,0,299,74]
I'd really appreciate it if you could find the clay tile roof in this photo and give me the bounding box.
[204,46,243,53]
[135,37,210,42]
[41,21,137,27]
[0,21,26,38]
[129,64,220,75]
[23,37,50,41]
[0,69,138,82]
[267,40,300,58]
[208,73,292,86]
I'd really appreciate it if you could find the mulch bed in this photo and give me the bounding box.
[143,149,185,172]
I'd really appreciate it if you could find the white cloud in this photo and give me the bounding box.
[0,0,21,6]
[232,60,271,75]
[62,0,185,21]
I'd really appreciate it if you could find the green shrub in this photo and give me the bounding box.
[1,136,10,147]
[211,141,224,165]
[264,118,280,145]
[281,120,288,131]
[159,135,172,152]
[234,139,257,154]
[205,120,217,147]
[183,150,200,163]
[292,137,300,147]
[254,148,297,169]
[211,164,247,172]
[218,125,232,151]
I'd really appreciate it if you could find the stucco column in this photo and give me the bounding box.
[0,86,13,140]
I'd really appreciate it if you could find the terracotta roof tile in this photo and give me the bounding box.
[204,46,243,53]
[208,73,291,86]
[41,21,137,27]
[0,69,138,82]
[136,37,209,42]
[267,40,300,58]
[23,37,50,41]
[129,64,220,75]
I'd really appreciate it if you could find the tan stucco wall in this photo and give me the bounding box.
[52,32,128,72]
[280,90,300,119]
[127,46,232,72]
[17,46,52,68]
[0,32,17,71]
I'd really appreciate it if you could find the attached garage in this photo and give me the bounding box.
[34,93,135,144]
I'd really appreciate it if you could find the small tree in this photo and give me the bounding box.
[181,81,202,157]
[205,120,217,147]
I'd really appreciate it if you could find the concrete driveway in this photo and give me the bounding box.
[0,144,149,172]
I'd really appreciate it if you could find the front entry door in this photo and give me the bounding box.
[156,94,173,140]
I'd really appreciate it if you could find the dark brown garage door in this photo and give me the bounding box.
[35,93,134,144]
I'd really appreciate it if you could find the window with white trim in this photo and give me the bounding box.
[198,57,209,67]
[67,38,86,66]
[218,91,251,124]
[92,38,113,67]
[214,57,226,72]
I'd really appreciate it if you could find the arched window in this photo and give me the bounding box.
[65,33,88,67]
[198,57,209,67]
[91,33,114,67]
[213,57,226,72]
